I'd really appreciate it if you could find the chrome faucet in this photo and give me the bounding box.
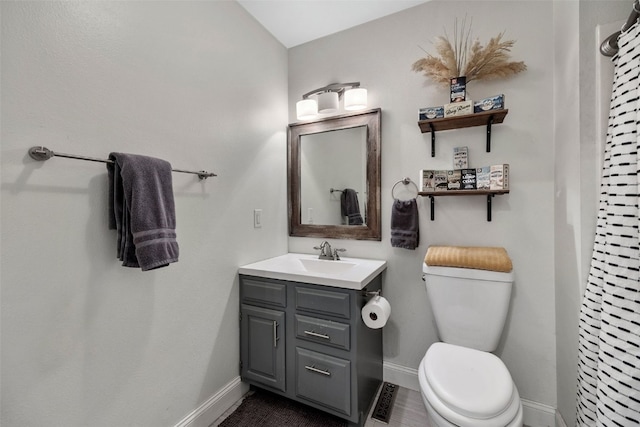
[314,241,334,260]
[313,241,346,260]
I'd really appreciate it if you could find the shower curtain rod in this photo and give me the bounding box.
[600,0,640,57]
[28,146,217,180]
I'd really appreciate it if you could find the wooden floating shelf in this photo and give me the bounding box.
[419,189,509,197]
[417,109,508,133]
[419,190,509,222]
[417,109,509,156]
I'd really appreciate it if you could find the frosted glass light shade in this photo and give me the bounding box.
[344,88,367,110]
[296,99,318,120]
[317,91,339,113]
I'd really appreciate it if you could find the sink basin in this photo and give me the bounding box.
[299,258,356,274]
[238,253,387,290]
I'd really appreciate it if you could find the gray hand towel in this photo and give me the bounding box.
[390,198,419,250]
[107,153,179,271]
[340,188,364,225]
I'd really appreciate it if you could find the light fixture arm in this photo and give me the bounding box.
[301,82,361,99]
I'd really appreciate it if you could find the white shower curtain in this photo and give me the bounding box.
[576,20,640,426]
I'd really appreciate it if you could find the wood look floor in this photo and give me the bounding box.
[211,385,429,427]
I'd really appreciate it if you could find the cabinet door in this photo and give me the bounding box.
[240,304,286,392]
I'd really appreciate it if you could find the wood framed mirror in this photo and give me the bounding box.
[288,108,381,240]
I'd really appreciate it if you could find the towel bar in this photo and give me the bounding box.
[330,188,359,194]
[28,146,217,180]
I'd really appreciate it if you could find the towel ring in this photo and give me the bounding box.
[391,177,419,200]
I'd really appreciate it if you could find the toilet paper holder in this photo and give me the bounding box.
[361,290,381,298]
[361,290,390,329]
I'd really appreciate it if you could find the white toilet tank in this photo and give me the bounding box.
[423,264,514,352]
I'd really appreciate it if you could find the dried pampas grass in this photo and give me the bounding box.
[412,18,526,86]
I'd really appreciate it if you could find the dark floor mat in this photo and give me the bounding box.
[217,389,347,427]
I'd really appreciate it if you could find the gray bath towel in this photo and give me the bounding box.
[107,153,179,271]
[390,198,419,250]
[340,188,363,225]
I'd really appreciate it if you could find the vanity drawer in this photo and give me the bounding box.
[295,347,351,416]
[295,286,350,319]
[295,314,350,350]
[241,277,287,308]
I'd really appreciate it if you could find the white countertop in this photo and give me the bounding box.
[238,253,387,290]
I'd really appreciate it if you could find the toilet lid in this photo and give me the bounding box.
[424,343,514,419]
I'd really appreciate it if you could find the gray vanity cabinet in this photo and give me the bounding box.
[239,273,383,427]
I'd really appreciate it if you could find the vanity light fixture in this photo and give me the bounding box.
[344,87,368,111]
[296,99,318,120]
[317,91,339,113]
[295,82,367,120]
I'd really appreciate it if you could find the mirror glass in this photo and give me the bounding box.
[300,126,367,225]
[288,108,381,240]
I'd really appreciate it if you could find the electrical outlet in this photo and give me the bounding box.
[254,209,262,228]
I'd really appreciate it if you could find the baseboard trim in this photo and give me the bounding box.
[383,361,420,391]
[521,398,557,427]
[383,361,558,427]
[174,376,249,427]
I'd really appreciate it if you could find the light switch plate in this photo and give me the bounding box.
[254,209,262,228]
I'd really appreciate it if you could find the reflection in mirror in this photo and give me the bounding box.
[288,108,381,240]
[300,126,367,226]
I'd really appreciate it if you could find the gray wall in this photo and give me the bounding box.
[288,1,631,423]
[289,0,558,407]
[554,1,582,424]
[1,2,288,426]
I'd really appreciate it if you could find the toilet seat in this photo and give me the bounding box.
[419,343,522,427]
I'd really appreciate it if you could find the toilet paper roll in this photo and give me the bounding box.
[361,295,391,329]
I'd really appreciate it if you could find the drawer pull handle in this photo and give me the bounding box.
[304,330,330,340]
[273,321,279,348]
[305,365,331,377]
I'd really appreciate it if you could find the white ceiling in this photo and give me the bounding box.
[237,0,430,48]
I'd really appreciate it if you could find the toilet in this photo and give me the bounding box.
[419,264,523,427]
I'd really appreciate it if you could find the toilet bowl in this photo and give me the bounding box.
[418,343,523,427]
